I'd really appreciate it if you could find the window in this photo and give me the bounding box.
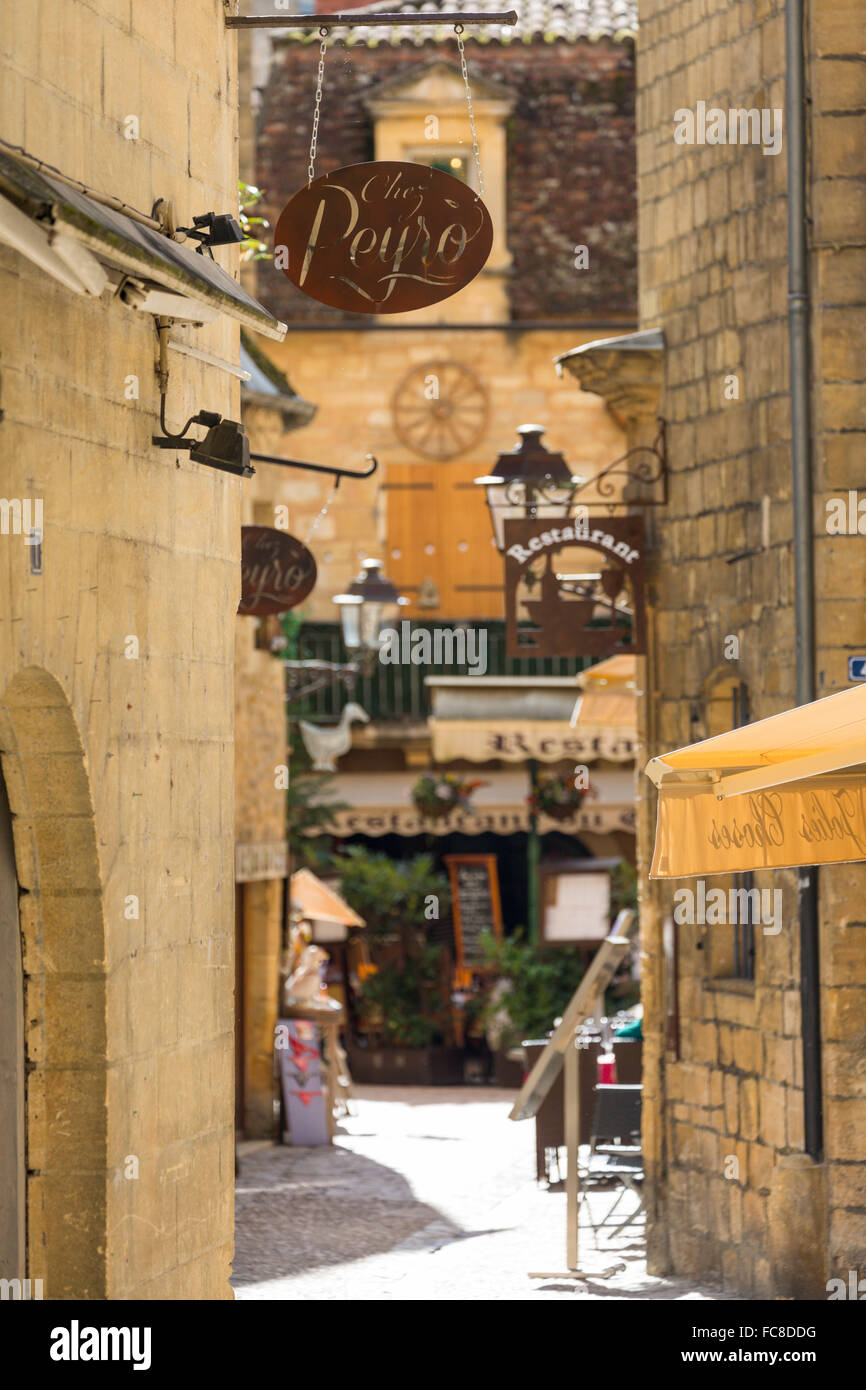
[408,149,473,189]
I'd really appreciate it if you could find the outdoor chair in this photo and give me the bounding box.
[583,1083,645,1239]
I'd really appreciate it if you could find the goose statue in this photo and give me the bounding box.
[298,702,370,771]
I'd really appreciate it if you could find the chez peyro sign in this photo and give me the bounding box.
[274,162,493,314]
[238,526,317,617]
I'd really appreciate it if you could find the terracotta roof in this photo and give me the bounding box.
[279,0,638,47]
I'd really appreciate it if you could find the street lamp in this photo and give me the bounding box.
[474,423,582,553]
[474,424,586,949]
[333,558,409,656]
[283,557,407,703]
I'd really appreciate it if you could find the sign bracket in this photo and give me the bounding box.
[226,11,519,29]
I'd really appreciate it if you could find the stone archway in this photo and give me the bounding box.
[0,668,107,1299]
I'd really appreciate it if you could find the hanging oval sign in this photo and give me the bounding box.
[274,161,493,315]
[238,526,317,617]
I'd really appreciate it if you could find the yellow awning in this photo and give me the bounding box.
[290,868,365,928]
[645,685,866,877]
[571,655,637,732]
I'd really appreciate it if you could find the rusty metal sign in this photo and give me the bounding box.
[273,162,493,314]
[239,526,317,616]
[504,515,646,660]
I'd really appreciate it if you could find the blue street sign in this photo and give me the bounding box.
[849,657,866,682]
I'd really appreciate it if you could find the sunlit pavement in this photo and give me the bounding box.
[233,1086,733,1301]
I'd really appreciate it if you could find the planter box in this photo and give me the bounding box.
[348,1044,464,1086]
[492,1050,526,1088]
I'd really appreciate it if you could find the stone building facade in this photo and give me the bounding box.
[564,0,866,1297]
[0,0,282,1298]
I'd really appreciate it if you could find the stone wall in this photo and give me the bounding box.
[636,0,866,1296]
[0,0,242,1299]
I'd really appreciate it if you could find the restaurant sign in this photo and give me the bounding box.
[238,526,317,617]
[274,162,493,315]
[650,777,866,878]
[504,515,647,660]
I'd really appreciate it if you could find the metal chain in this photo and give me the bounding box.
[303,477,341,547]
[454,25,485,196]
[307,28,329,187]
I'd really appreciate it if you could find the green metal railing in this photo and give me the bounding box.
[286,621,588,721]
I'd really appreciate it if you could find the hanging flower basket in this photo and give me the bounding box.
[527,771,589,822]
[410,773,486,822]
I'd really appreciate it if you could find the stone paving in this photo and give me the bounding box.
[233,1085,733,1301]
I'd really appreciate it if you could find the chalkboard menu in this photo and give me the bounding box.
[444,855,503,970]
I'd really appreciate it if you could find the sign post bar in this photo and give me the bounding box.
[226,12,519,28]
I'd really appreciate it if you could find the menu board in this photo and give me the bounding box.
[444,855,503,970]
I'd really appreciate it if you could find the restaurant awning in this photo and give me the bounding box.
[571,654,637,738]
[645,684,866,877]
[0,147,286,339]
[306,767,636,839]
[427,675,635,764]
[290,868,365,929]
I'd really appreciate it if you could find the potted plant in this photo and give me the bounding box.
[479,931,588,1058]
[527,769,591,822]
[334,846,464,1084]
[410,772,485,822]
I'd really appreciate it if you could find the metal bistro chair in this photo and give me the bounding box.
[585,1084,645,1239]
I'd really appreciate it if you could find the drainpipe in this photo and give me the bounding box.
[786,0,822,1161]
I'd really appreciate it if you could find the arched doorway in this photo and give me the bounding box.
[0,668,107,1298]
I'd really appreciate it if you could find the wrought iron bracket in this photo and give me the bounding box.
[570,418,667,512]
[283,649,379,704]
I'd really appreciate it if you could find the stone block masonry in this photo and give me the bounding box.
[636,0,866,1297]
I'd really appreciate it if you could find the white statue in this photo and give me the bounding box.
[298,702,370,771]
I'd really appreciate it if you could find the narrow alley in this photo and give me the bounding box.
[233,1087,730,1302]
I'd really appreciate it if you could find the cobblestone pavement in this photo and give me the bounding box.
[233,1086,733,1301]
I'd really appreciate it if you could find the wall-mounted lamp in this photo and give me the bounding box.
[152,399,254,477]
[176,211,244,254]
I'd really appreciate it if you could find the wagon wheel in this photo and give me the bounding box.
[392,361,489,461]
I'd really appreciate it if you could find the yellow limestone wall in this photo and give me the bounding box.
[637,0,866,1296]
[1,0,242,1299]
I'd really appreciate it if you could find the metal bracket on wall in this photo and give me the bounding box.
[251,450,378,484]
[570,418,668,513]
[284,658,366,704]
